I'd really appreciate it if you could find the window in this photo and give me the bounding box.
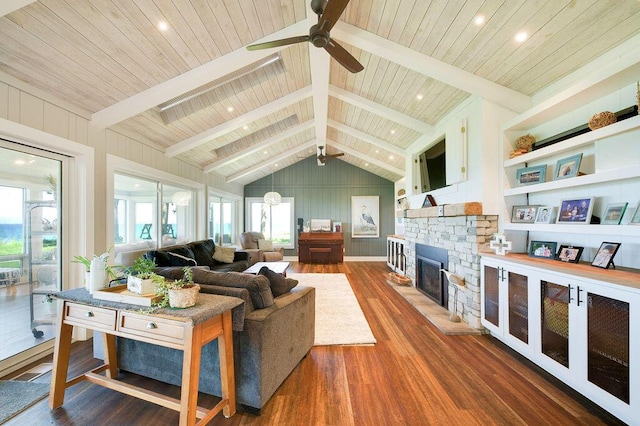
[114,174,195,248]
[245,197,294,249]
[209,195,237,246]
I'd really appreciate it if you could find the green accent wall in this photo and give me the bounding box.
[244,157,395,257]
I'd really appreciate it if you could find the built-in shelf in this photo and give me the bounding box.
[504,115,640,168]
[502,223,640,236]
[504,165,640,196]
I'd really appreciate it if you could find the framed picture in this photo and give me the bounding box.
[511,205,539,223]
[352,196,379,238]
[553,153,583,180]
[333,221,342,233]
[535,206,556,224]
[556,245,584,263]
[556,197,594,224]
[630,204,640,225]
[529,241,557,259]
[591,242,621,269]
[516,165,546,186]
[601,202,628,225]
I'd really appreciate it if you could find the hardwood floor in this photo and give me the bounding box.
[3,262,624,425]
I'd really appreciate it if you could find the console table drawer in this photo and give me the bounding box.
[63,302,116,331]
[118,311,186,345]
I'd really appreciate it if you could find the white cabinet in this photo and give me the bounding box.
[481,257,536,357]
[481,254,639,424]
[386,236,406,274]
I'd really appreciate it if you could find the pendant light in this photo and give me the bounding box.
[263,172,281,206]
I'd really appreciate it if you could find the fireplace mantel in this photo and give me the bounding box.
[397,202,483,219]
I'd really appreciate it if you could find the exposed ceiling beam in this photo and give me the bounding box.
[329,140,404,176]
[0,0,35,17]
[332,22,531,114]
[203,120,315,173]
[327,119,406,156]
[165,86,312,157]
[91,21,308,128]
[225,140,317,183]
[329,85,433,134]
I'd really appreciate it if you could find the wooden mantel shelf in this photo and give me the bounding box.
[397,202,484,219]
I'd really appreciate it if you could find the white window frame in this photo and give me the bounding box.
[245,197,295,249]
[208,190,241,247]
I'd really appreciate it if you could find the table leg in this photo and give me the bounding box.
[180,323,201,426]
[49,304,73,409]
[102,333,118,378]
[218,310,236,417]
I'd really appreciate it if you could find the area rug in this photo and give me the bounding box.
[288,273,376,346]
[0,381,49,424]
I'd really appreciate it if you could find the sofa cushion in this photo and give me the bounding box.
[258,266,298,297]
[257,239,273,251]
[191,269,274,309]
[187,239,217,269]
[213,246,236,263]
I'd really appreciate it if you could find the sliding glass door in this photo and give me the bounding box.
[0,142,63,362]
[209,195,237,246]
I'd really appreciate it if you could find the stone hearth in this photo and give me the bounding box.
[400,202,498,329]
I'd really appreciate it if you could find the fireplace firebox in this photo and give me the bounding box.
[415,244,448,306]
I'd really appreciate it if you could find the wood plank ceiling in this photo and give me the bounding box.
[1,0,640,184]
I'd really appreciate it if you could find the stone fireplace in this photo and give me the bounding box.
[415,244,448,306]
[401,202,497,329]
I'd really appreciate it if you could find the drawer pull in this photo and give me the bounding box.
[147,322,157,329]
[85,311,94,318]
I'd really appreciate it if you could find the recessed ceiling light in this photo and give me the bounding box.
[243,125,249,130]
[389,155,394,160]
[227,106,234,112]
[157,21,169,32]
[416,94,423,101]
[375,149,379,153]
[390,129,396,134]
[365,163,369,167]
[13,159,26,166]
[474,15,485,26]
[263,151,268,154]
[514,31,528,43]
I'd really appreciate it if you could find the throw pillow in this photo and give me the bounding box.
[258,239,274,252]
[213,246,236,264]
[191,269,274,308]
[258,266,298,297]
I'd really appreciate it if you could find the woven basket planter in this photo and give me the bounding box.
[588,111,616,130]
[168,284,200,308]
[387,272,411,286]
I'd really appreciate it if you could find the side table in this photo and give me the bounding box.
[49,289,243,425]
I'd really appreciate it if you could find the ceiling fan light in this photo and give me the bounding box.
[264,191,282,206]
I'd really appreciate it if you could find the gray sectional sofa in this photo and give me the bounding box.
[110,239,315,412]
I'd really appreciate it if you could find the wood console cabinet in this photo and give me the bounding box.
[298,232,344,263]
[481,253,639,424]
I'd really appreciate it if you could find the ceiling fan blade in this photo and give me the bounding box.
[328,152,345,158]
[319,0,350,32]
[246,35,310,51]
[324,39,364,73]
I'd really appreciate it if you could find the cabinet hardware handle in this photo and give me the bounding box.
[85,311,94,318]
[576,286,583,306]
[147,322,157,329]
[568,285,574,303]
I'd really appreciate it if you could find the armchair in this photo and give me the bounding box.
[240,231,284,265]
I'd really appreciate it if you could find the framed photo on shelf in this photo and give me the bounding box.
[529,241,557,259]
[630,204,640,225]
[556,197,594,224]
[534,206,556,224]
[511,205,539,223]
[556,245,584,263]
[601,202,628,225]
[553,153,582,180]
[515,165,546,186]
[591,242,621,269]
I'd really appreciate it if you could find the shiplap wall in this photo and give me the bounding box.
[244,156,395,257]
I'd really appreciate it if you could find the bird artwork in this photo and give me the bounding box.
[360,205,376,230]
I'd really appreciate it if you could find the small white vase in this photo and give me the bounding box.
[89,258,107,294]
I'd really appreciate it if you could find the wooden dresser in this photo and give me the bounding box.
[298,232,344,263]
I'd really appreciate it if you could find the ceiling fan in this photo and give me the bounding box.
[317,145,344,164]
[246,0,364,73]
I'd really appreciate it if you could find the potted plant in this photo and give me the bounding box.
[154,266,200,309]
[126,256,161,295]
[73,249,121,293]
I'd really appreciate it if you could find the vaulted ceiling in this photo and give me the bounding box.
[1,1,640,185]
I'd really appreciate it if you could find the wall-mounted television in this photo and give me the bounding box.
[418,138,448,192]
